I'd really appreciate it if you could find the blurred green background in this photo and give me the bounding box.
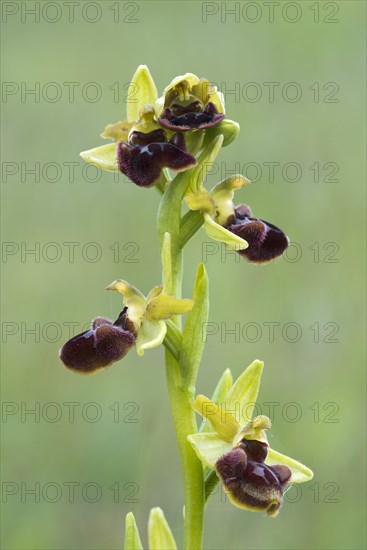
[1,1,366,549]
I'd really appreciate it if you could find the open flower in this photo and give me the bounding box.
[157,73,225,131]
[80,66,196,188]
[117,107,196,187]
[188,360,313,516]
[185,172,289,264]
[59,308,136,374]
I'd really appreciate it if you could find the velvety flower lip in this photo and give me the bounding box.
[59,307,136,374]
[226,204,289,263]
[159,102,225,131]
[216,438,292,517]
[117,129,197,187]
[157,74,225,131]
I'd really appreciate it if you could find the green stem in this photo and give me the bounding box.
[165,350,204,550]
[158,170,205,550]
[180,210,204,249]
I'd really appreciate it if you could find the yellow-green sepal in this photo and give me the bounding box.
[187,432,232,470]
[266,449,314,484]
[225,360,264,422]
[80,143,118,172]
[148,508,177,550]
[127,65,158,123]
[124,512,143,550]
[203,213,248,250]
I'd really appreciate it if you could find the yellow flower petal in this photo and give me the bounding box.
[194,395,239,442]
[188,432,233,469]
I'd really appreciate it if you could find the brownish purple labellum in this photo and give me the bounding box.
[216,438,291,517]
[117,129,196,187]
[159,101,225,132]
[226,204,289,263]
[59,308,136,374]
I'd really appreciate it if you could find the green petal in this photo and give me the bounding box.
[200,369,233,433]
[146,294,194,321]
[224,359,264,422]
[210,174,250,226]
[80,143,118,172]
[127,65,158,123]
[148,508,177,550]
[136,319,166,356]
[233,415,271,447]
[180,263,209,387]
[194,395,239,442]
[185,190,214,213]
[188,433,232,469]
[266,448,314,484]
[124,512,143,550]
[101,120,133,142]
[203,213,248,250]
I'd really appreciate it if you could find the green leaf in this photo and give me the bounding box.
[200,369,233,433]
[179,263,209,387]
[203,213,248,250]
[124,512,143,550]
[80,143,118,172]
[148,508,177,550]
[127,65,158,123]
[188,432,232,470]
[266,448,314,484]
[225,359,264,423]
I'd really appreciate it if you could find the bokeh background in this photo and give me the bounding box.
[1,1,366,549]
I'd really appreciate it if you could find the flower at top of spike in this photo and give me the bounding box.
[188,360,313,517]
[79,66,196,188]
[157,73,225,131]
[117,105,196,187]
